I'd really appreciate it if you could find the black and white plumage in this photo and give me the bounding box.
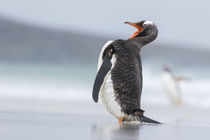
[92,20,160,123]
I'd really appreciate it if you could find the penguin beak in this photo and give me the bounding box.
[124,22,143,39]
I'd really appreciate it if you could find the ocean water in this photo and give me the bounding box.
[0,63,209,108]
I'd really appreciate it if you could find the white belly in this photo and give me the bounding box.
[99,72,125,118]
[97,40,125,119]
[162,73,182,105]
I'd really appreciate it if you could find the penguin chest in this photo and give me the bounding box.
[99,72,125,118]
[162,73,182,105]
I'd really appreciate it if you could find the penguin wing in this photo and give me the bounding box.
[92,55,112,102]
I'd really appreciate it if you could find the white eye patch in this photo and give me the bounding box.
[143,20,153,26]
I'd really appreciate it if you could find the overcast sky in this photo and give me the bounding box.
[0,0,210,49]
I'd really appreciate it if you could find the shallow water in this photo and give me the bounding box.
[0,63,209,107]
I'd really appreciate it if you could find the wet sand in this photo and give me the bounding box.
[0,98,210,140]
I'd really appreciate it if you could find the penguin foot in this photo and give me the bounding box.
[118,117,124,124]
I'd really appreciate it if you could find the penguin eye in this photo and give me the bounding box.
[143,23,148,27]
[143,21,153,27]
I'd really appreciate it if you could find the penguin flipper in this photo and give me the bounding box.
[132,109,161,124]
[92,55,112,103]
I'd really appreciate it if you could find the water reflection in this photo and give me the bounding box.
[92,123,140,140]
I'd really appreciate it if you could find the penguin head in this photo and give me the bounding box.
[124,20,158,41]
[163,65,172,73]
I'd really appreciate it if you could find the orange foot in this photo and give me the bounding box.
[118,117,124,124]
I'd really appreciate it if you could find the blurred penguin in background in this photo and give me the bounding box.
[162,65,189,106]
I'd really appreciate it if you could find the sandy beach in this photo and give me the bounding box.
[0,98,210,140]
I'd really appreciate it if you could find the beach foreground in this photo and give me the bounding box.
[0,98,210,140]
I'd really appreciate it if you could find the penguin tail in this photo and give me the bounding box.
[131,109,161,124]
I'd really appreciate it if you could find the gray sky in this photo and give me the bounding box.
[0,0,210,49]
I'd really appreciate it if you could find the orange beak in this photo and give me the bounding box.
[125,22,143,39]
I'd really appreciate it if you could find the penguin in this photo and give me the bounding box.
[92,20,160,124]
[162,65,189,106]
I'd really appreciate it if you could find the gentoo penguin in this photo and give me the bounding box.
[162,65,188,106]
[92,20,160,124]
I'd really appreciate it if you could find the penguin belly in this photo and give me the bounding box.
[162,73,182,105]
[99,72,125,119]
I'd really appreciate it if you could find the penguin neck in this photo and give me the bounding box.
[132,28,158,47]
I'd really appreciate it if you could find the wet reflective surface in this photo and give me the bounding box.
[92,123,210,140]
[92,123,141,140]
[0,111,210,140]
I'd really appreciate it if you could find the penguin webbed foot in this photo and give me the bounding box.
[118,117,124,124]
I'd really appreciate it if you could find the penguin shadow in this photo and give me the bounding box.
[91,123,141,140]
